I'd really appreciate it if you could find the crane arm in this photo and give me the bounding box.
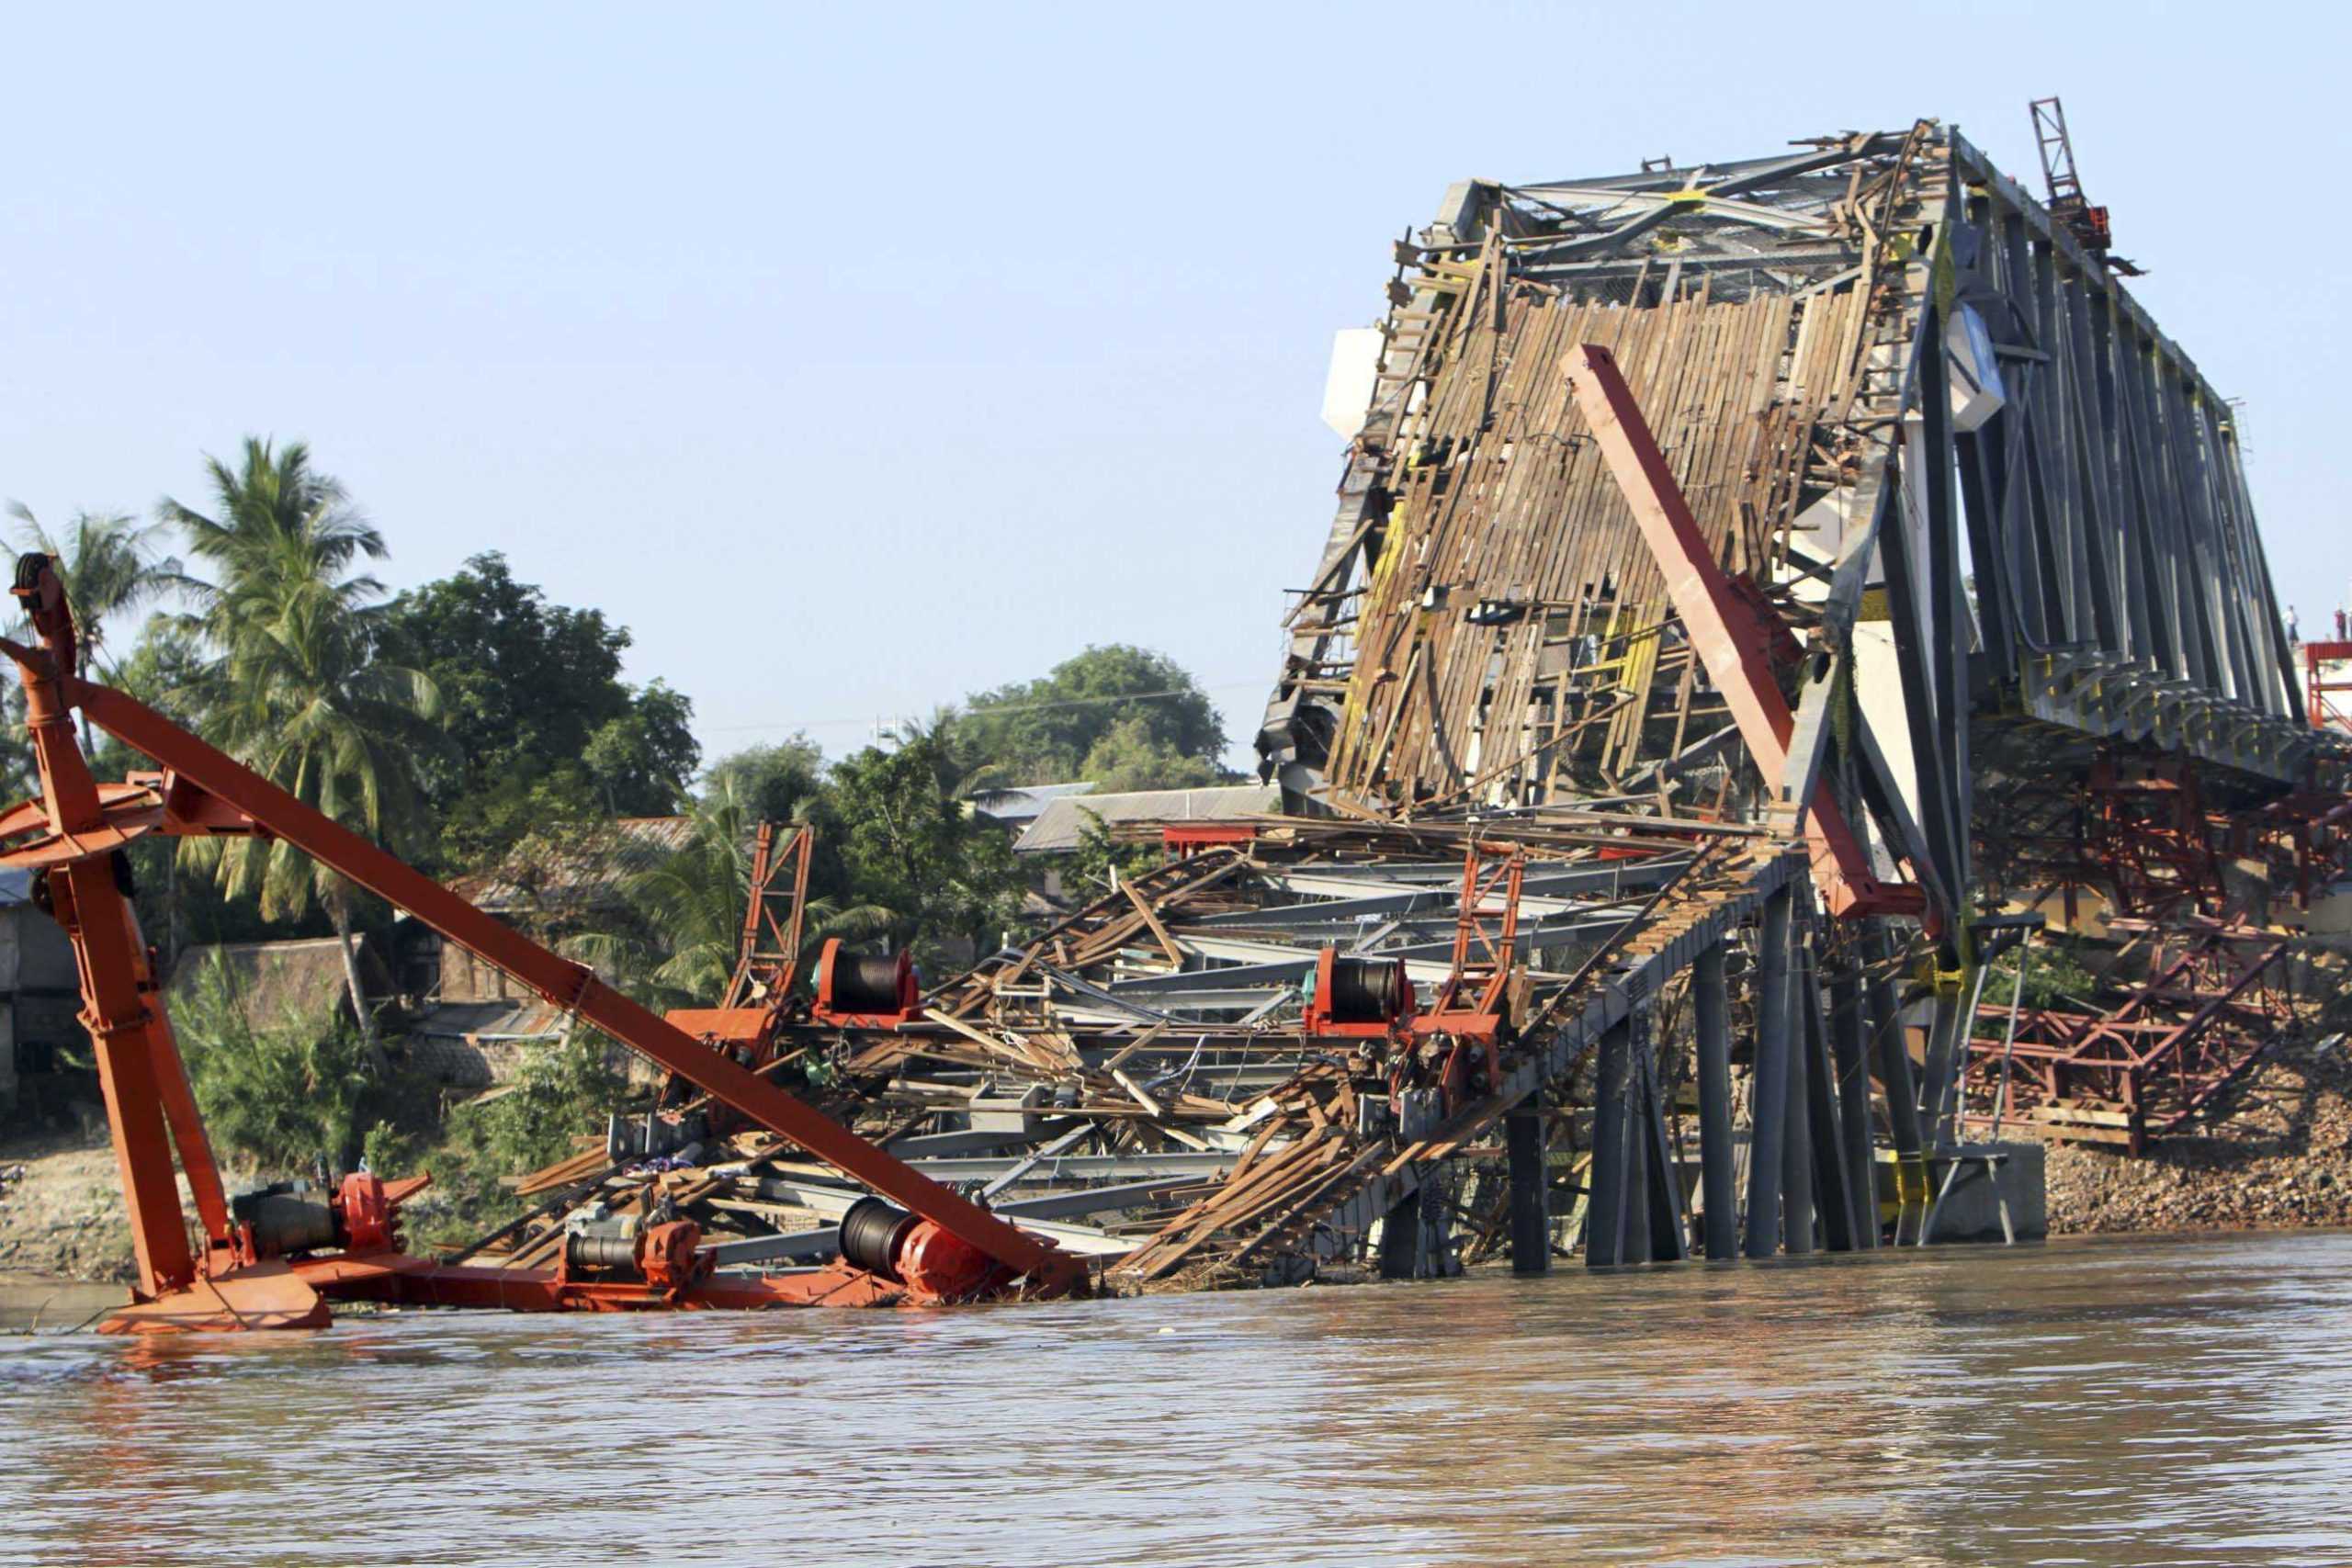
[63,675,1080,1291]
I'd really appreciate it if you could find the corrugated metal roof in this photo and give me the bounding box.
[1013,784,1278,853]
[409,998,569,1042]
[967,781,1096,826]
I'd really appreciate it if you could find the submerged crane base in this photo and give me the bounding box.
[98,1261,334,1335]
[0,549,1087,1337]
[96,1179,1057,1334]
[96,1257,966,1336]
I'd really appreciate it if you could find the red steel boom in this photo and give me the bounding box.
[0,555,1085,1332]
[1566,342,1923,923]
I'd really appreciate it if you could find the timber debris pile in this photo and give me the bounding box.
[470,819,1788,1291]
[10,108,2352,1332]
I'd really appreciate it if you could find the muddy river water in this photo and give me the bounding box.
[3,1230,2349,1567]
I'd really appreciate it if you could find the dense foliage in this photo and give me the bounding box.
[174,952,380,1174]
[827,728,1028,969]
[443,1039,632,1188]
[163,439,444,1059]
[4,436,1232,1207]
[950,644,1225,786]
[1977,938,2103,1010]
[380,551,699,867]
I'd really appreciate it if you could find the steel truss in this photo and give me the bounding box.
[1257,120,2343,920]
[1976,742,2352,925]
[1960,924,2301,1153]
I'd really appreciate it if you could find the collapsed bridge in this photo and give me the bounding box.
[37,118,2352,1325]
[1262,122,2324,848]
[538,117,2346,1289]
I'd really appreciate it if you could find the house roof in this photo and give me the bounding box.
[967,781,1096,826]
[408,998,569,1043]
[403,999,567,1087]
[1013,784,1279,854]
[447,816,695,916]
[166,937,393,1027]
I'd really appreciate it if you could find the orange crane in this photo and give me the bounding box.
[0,554,1086,1333]
[2029,96,2143,275]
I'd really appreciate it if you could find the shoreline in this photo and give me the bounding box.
[9,1028,2347,1288]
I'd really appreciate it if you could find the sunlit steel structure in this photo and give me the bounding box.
[1259,120,2332,929]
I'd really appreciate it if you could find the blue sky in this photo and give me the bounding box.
[4,2,2341,769]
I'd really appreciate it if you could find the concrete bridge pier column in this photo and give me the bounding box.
[1506,1089,1549,1275]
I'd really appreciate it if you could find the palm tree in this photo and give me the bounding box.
[587,780,890,1009]
[626,784,760,1003]
[791,895,899,977]
[163,439,438,1064]
[162,438,388,620]
[6,504,186,750]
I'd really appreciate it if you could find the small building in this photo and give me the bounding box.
[390,816,694,1086]
[0,868,88,1123]
[165,936,396,1040]
[1012,784,1278,855]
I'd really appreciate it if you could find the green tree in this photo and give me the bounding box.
[162,438,439,1063]
[582,679,699,817]
[0,672,28,806]
[700,735,856,917]
[1077,714,1226,793]
[6,504,187,750]
[447,1037,631,1182]
[1979,938,2100,1010]
[107,614,248,964]
[175,951,376,1173]
[573,773,891,1010]
[107,613,217,732]
[705,737,828,826]
[618,781,762,1003]
[380,553,699,864]
[829,728,1024,970]
[953,645,1226,784]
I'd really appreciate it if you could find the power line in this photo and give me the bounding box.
[704,677,1269,736]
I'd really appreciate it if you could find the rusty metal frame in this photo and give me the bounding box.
[1566,341,1924,925]
[0,559,1084,1330]
[1959,927,2299,1152]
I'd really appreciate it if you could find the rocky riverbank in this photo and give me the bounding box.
[2041,1030,2352,1234]
[0,1139,135,1282]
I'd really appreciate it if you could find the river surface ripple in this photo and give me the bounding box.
[3,1230,2349,1567]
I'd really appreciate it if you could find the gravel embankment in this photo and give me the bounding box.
[2042,1031,2352,1233]
[0,1139,135,1282]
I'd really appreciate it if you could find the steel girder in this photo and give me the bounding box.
[1942,132,2322,783]
[1257,122,2331,934]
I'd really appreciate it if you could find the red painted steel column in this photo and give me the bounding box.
[10,632,202,1295]
[1565,342,1896,917]
[114,893,233,1244]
